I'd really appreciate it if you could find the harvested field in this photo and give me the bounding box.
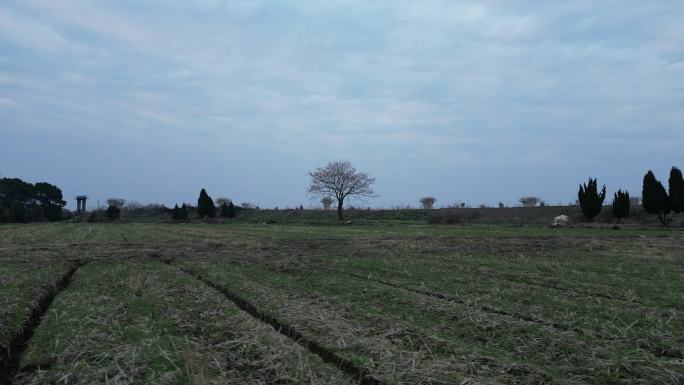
[0,223,682,384]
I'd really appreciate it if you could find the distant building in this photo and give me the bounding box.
[216,198,232,207]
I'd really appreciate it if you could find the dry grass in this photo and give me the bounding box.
[14,261,353,385]
[1,223,682,384]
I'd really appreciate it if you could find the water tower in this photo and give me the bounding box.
[215,198,232,207]
[75,196,88,214]
[519,196,540,207]
[106,198,126,208]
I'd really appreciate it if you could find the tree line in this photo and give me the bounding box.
[167,188,237,221]
[578,167,684,226]
[0,177,66,222]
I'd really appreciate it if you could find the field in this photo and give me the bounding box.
[0,222,682,384]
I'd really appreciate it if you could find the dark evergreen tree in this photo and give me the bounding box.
[197,189,208,217]
[33,182,66,221]
[208,202,216,218]
[612,190,630,224]
[179,204,189,220]
[106,205,121,221]
[172,204,180,220]
[10,201,27,223]
[669,167,684,214]
[227,202,236,218]
[197,188,216,218]
[0,178,65,222]
[578,178,606,221]
[220,203,229,218]
[643,170,670,226]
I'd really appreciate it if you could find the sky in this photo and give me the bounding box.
[1,0,683,209]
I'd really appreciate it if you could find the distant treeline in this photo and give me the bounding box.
[576,167,684,226]
[0,178,66,222]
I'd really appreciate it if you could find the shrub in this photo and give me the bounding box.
[106,205,121,221]
[220,202,236,218]
[180,204,189,220]
[612,190,630,224]
[643,170,670,226]
[578,178,606,221]
[227,202,236,218]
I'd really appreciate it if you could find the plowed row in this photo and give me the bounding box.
[0,223,682,384]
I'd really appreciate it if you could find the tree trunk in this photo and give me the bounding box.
[337,198,344,220]
[657,212,668,227]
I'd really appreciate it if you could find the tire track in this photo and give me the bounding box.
[164,261,384,385]
[310,265,578,333]
[0,260,85,385]
[309,265,684,359]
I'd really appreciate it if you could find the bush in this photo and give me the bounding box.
[179,204,189,220]
[106,205,121,221]
[578,178,606,221]
[612,190,630,224]
[643,170,670,226]
[220,202,237,218]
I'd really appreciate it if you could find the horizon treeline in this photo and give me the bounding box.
[0,177,66,223]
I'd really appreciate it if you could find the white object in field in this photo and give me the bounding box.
[552,215,570,227]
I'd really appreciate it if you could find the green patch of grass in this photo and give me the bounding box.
[16,260,353,385]
[181,258,682,384]
[1,222,683,384]
[0,262,71,351]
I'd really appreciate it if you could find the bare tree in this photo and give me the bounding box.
[308,161,376,220]
[420,197,436,209]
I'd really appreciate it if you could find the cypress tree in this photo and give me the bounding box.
[207,198,216,218]
[643,170,670,226]
[612,190,630,224]
[197,189,216,218]
[197,189,208,217]
[172,204,180,220]
[180,204,189,220]
[669,167,684,214]
[227,202,236,218]
[578,178,606,221]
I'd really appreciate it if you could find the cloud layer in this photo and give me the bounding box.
[1,0,683,208]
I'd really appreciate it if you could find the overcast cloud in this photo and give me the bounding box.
[1,0,683,209]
